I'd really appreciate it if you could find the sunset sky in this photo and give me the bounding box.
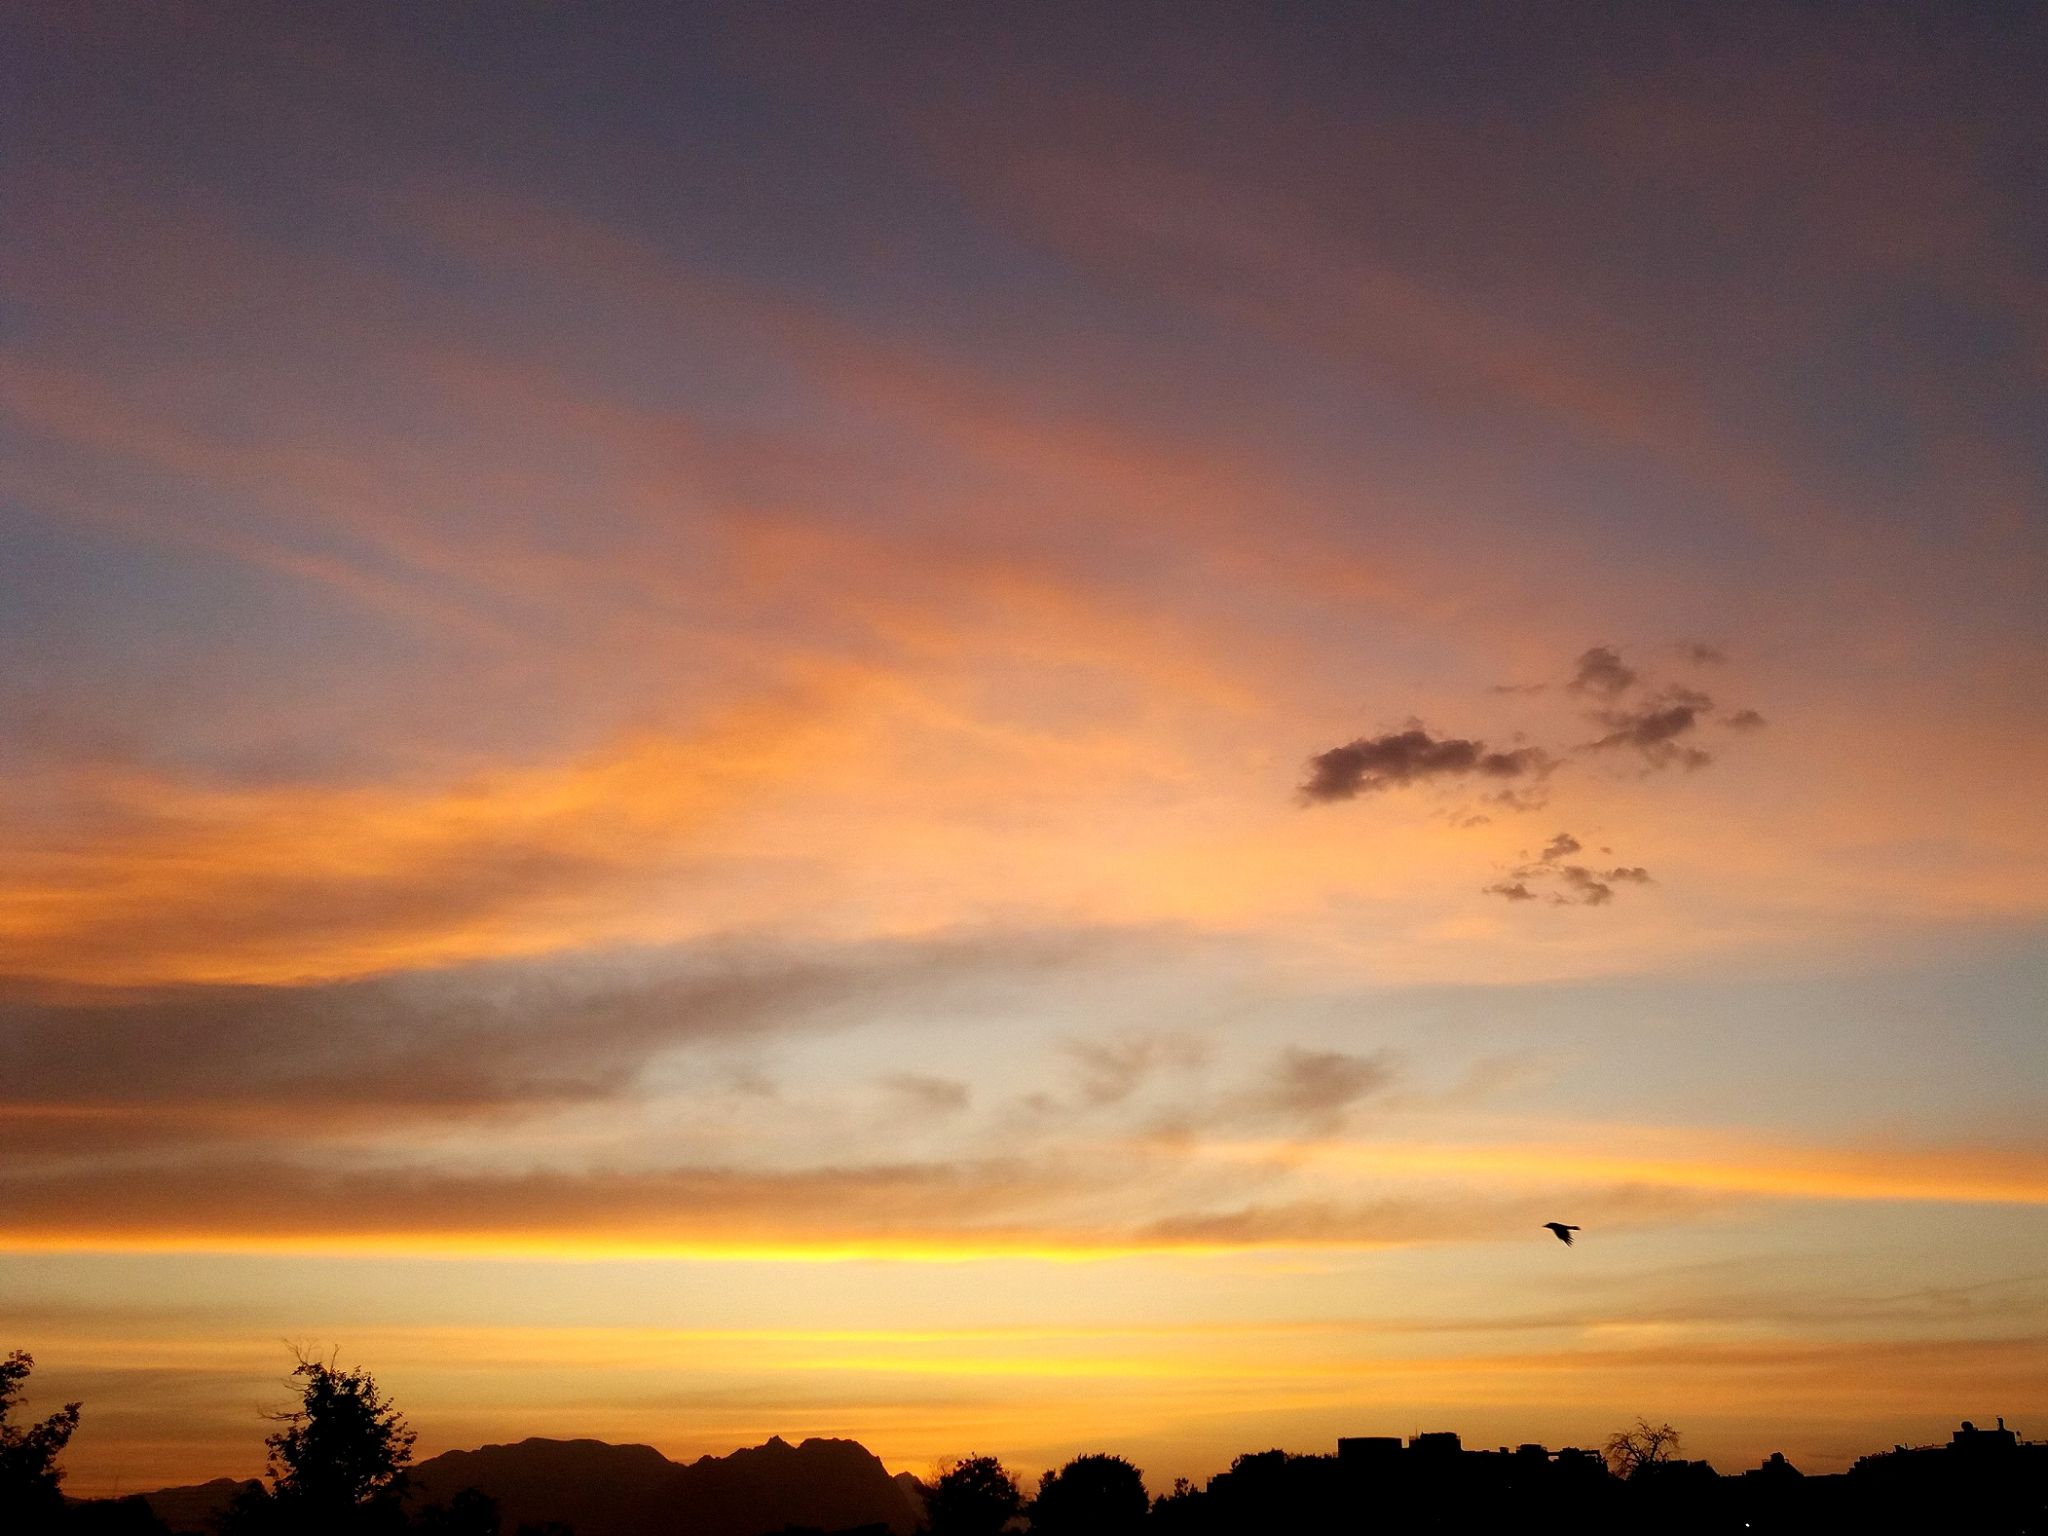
[4,1,2046,1498]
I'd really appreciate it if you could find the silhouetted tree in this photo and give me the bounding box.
[926,1454,1023,1536]
[1030,1454,1147,1535]
[1149,1477,1204,1535]
[1205,1449,1344,1533]
[224,1353,416,1536]
[1604,1418,1682,1480]
[1,1349,81,1528]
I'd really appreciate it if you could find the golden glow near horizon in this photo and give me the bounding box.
[4,0,2046,1504]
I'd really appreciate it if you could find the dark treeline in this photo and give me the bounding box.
[7,1349,2046,1535]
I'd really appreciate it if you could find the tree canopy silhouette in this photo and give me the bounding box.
[225,1353,417,1535]
[1030,1453,1148,1535]
[1,1349,82,1524]
[1604,1418,1682,1480]
[926,1454,1023,1536]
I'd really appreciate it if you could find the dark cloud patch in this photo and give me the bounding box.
[1678,643,1727,665]
[1586,687,1715,769]
[1724,708,1767,730]
[1488,682,1547,695]
[1300,730,1549,802]
[880,1073,971,1114]
[1554,866,1618,905]
[1484,832,1653,908]
[1567,645,1638,697]
[1597,698,1707,744]
[1550,864,1656,906]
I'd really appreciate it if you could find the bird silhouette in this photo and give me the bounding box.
[1543,1222,1580,1245]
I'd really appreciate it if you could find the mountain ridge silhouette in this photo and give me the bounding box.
[413,1433,920,1536]
[114,1435,920,1536]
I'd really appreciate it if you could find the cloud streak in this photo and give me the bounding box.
[6,1122,2040,1263]
[0,930,1129,1154]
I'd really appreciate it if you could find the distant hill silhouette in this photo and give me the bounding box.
[121,1477,258,1534]
[98,1437,917,1536]
[407,1439,673,1535]
[890,1470,927,1525]
[407,1434,919,1536]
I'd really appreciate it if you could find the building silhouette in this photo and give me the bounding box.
[1164,1417,2046,1534]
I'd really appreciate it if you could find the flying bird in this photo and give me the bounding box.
[1543,1222,1580,1245]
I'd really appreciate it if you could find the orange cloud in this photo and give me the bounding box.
[0,698,855,985]
[1205,1129,2048,1207]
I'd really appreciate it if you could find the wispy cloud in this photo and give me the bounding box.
[880,1074,974,1115]
[1060,1032,1208,1108]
